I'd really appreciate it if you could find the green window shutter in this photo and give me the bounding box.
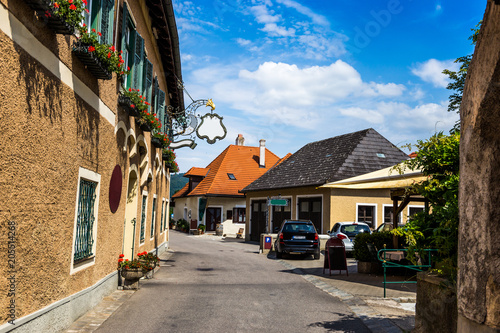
[133,33,144,90]
[158,89,166,133]
[120,3,129,52]
[100,0,115,45]
[143,59,153,107]
[153,77,159,113]
[90,0,102,32]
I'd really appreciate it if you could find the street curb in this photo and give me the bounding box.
[278,259,405,333]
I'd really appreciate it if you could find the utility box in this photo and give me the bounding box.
[260,234,277,254]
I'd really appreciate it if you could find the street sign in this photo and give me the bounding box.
[269,199,288,206]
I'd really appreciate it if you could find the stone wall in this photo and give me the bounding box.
[458,0,500,331]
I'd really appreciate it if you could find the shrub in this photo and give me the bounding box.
[353,232,394,262]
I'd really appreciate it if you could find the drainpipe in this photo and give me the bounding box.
[131,218,137,260]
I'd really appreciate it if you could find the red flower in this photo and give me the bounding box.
[82,23,86,27]
[83,0,87,5]
[98,32,102,36]
[128,88,132,92]
[109,46,115,52]
[44,10,51,17]
[125,266,129,269]
[118,259,124,262]
[127,66,130,71]
[88,46,95,52]
[92,28,96,33]
[130,104,135,108]
[68,0,73,3]
[85,8,89,13]
[69,4,76,10]
[54,2,59,8]
[107,52,111,58]
[119,254,125,258]
[120,59,125,63]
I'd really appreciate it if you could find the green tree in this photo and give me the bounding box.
[394,132,460,281]
[442,21,482,132]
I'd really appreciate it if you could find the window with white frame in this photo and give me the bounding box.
[71,168,101,273]
[357,204,376,228]
[408,206,425,221]
[383,205,401,224]
[83,0,115,45]
[233,208,246,223]
[139,192,148,243]
[151,196,157,239]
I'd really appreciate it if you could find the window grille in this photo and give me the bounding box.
[140,195,147,243]
[74,179,97,262]
[151,197,157,238]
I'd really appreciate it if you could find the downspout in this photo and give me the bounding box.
[131,218,136,260]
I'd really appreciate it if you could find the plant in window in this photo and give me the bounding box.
[74,27,130,78]
[151,131,170,148]
[162,148,179,173]
[120,88,149,112]
[50,0,87,28]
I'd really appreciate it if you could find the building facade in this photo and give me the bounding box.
[0,0,183,330]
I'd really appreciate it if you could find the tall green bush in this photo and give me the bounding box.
[353,232,394,262]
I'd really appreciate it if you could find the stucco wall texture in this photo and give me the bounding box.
[458,1,500,330]
[0,0,171,326]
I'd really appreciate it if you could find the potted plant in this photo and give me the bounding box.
[25,0,86,35]
[119,88,149,117]
[162,148,179,173]
[353,232,393,274]
[151,131,169,148]
[73,27,129,80]
[197,224,206,234]
[118,254,144,289]
[136,251,160,279]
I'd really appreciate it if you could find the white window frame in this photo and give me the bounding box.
[160,198,165,234]
[70,167,101,275]
[356,203,377,228]
[139,190,148,245]
[407,205,425,222]
[150,194,157,240]
[382,204,402,227]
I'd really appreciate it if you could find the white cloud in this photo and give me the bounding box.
[188,61,406,130]
[236,38,252,46]
[411,59,458,88]
[275,0,329,27]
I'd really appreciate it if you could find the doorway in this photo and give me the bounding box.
[205,207,221,231]
[123,170,138,260]
[250,199,267,241]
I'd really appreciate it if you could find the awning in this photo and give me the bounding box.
[320,164,426,190]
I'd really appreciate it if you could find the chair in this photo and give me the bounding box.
[236,228,244,239]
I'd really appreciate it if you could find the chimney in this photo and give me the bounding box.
[235,134,245,146]
[259,139,266,168]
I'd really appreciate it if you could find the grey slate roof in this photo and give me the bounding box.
[242,128,409,192]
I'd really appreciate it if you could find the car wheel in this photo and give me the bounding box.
[276,250,282,259]
[313,250,320,260]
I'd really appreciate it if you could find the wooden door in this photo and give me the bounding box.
[205,207,221,231]
[250,200,267,241]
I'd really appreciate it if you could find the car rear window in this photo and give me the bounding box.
[283,223,315,233]
[340,224,370,237]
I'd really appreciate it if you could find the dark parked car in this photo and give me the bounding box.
[274,220,320,260]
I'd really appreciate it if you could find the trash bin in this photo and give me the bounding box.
[216,223,223,236]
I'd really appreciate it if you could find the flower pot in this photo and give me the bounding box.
[72,42,112,80]
[151,137,163,148]
[120,268,144,290]
[118,95,140,117]
[135,119,152,132]
[25,0,76,35]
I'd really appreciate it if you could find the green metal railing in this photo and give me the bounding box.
[74,179,97,262]
[377,247,438,298]
[140,195,147,243]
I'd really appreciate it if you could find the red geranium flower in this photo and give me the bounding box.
[119,254,125,258]
[92,28,96,33]
[118,259,124,262]
[68,0,73,3]
[127,66,130,71]
[54,2,59,8]
[130,104,135,108]
[128,88,132,92]
[69,4,76,10]
[85,8,89,13]
[107,52,111,58]
[88,46,95,52]
[98,32,102,36]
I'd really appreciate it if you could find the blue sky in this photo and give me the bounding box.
[172,0,485,172]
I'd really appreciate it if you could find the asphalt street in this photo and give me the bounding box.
[95,231,372,333]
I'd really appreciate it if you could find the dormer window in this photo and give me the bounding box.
[228,173,236,180]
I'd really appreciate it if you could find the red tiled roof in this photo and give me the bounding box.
[184,167,210,177]
[174,145,281,198]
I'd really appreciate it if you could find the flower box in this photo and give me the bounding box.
[135,119,152,132]
[118,95,140,117]
[25,0,76,35]
[151,137,164,148]
[120,268,144,290]
[72,41,112,80]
